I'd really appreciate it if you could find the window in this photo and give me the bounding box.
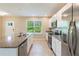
[27,21,41,33]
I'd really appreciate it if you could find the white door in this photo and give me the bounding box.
[5,21,15,40]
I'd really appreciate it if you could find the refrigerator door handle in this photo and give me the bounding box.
[68,21,77,56]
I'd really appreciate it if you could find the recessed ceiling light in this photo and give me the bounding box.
[0,11,9,16]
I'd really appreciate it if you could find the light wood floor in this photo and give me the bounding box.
[28,34,54,56]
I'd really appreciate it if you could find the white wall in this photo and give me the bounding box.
[1,16,50,38]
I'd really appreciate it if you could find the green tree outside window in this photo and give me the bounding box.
[27,21,41,33]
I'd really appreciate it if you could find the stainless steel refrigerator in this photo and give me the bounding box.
[65,4,79,56]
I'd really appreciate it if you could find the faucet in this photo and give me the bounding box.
[23,33,26,37]
[17,32,22,37]
[17,32,26,37]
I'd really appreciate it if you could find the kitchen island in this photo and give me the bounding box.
[0,34,32,56]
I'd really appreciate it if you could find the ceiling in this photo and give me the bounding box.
[0,3,66,16]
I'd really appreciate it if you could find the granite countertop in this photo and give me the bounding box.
[0,34,32,48]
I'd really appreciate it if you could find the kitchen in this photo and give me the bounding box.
[0,3,79,56]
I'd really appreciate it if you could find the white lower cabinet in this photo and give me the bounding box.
[52,36,61,56]
[55,39,61,56]
[52,37,56,54]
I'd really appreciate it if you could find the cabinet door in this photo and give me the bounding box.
[52,37,56,54]
[18,40,27,56]
[46,33,48,41]
[52,36,61,56]
[27,37,32,53]
[55,39,61,56]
